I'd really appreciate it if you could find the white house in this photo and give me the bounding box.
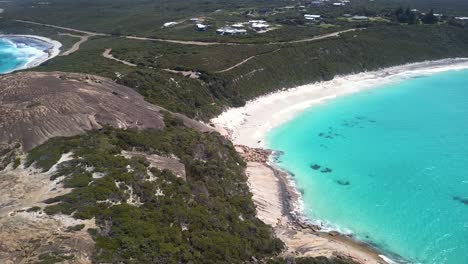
[333,3,346,7]
[163,22,178,28]
[216,27,247,35]
[304,14,321,21]
[251,23,269,31]
[196,24,208,31]
[231,23,245,28]
[248,20,267,24]
[352,15,369,21]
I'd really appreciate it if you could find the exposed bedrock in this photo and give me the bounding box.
[0,72,211,151]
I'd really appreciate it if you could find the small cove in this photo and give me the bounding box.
[267,69,468,264]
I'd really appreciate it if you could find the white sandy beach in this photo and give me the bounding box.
[0,34,62,73]
[212,58,468,264]
[212,58,468,148]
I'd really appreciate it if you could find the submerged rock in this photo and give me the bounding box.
[310,164,321,170]
[336,180,350,186]
[320,167,333,173]
[453,196,468,205]
[298,187,305,195]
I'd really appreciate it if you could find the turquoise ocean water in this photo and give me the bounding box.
[267,69,468,264]
[0,37,49,74]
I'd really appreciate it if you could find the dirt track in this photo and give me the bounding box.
[102,48,137,66]
[58,33,91,56]
[15,19,361,46]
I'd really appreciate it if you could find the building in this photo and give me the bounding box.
[455,17,468,20]
[351,15,369,21]
[304,14,321,21]
[311,1,324,6]
[231,23,245,28]
[332,2,346,7]
[163,22,178,28]
[248,20,267,24]
[251,22,270,31]
[196,24,208,31]
[216,27,247,35]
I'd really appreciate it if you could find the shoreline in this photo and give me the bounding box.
[237,146,388,263]
[0,34,62,74]
[212,58,468,148]
[212,58,468,263]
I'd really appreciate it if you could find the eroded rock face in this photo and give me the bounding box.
[0,72,216,263]
[0,72,166,151]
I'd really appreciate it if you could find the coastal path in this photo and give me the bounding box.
[58,33,91,56]
[215,56,257,73]
[102,48,137,67]
[16,19,107,56]
[272,28,360,44]
[15,19,108,36]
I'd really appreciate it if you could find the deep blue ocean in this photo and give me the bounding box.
[267,69,468,264]
[0,37,48,74]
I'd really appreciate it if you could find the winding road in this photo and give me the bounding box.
[15,19,108,36]
[15,19,362,73]
[58,33,91,56]
[102,48,137,67]
[15,19,360,46]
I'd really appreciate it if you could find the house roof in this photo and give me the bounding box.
[251,23,269,28]
[304,14,321,18]
[163,22,178,27]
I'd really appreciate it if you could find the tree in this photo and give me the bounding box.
[395,7,404,22]
[395,7,417,24]
[422,9,438,24]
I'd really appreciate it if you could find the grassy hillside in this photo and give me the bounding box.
[226,24,468,99]
[15,22,467,121]
[2,0,466,42]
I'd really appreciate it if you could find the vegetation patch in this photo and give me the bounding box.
[27,118,283,262]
